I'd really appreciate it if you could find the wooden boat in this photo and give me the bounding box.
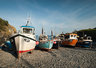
[37,28,53,50]
[61,33,78,46]
[77,36,92,47]
[10,17,36,58]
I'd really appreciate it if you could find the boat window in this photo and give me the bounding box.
[83,37,87,39]
[88,37,91,40]
[23,28,32,34]
[33,29,35,35]
[71,35,73,37]
[74,35,76,37]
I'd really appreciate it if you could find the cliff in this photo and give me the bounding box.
[0,18,16,44]
[75,28,96,42]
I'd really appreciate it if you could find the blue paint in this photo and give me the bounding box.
[5,41,12,48]
[37,41,53,49]
[78,41,92,47]
[21,26,35,28]
[0,46,2,49]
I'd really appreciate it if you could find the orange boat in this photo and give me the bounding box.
[61,33,78,46]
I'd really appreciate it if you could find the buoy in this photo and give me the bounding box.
[53,41,56,44]
[36,41,39,45]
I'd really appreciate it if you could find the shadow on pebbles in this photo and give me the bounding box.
[0,47,96,68]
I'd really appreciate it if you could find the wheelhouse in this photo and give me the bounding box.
[65,34,77,39]
[20,26,35,35]
[83,36,91,40]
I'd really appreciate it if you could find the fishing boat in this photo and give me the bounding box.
[37,28,53,50]
[61,33,78,47]
[52,32,62,49]
[10,17,36,58]
[59,32,65,41]
[52,36,61,49]
[77,35,92,47]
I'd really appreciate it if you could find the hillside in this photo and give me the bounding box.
[0,18,16,44]
[76,28,96,42]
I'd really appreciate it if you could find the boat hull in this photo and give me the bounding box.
[53,41,60,49]
[61,39,78,46]
[37,41,53,50]
[77,41,92,47]
[10,34,36,53]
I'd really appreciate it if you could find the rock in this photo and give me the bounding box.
[0,18,16,45]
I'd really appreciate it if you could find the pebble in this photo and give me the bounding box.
[0,47,96,68]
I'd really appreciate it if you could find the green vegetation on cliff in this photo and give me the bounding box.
[0,18,16,43]
[0,18,8,31]
[76,28,96,42]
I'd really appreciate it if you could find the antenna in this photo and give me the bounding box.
[26,16,31,26]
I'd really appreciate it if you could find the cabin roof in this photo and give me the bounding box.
[65,33,77,35]
[21,26,35,28]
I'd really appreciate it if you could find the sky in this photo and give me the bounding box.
[0,0,96,35]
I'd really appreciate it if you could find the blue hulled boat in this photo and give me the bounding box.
[38,41,53,50]
[37,28,53,50]
[77,36,92,47]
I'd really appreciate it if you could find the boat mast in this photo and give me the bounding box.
[51,30,53,40]
[26,16,31,26]
[42,27,44,35]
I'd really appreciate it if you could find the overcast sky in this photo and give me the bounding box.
[0,0,96,35]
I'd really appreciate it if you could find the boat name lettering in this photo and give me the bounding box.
[24,38,30,42]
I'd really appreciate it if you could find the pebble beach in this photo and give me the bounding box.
[0,47,96,68]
